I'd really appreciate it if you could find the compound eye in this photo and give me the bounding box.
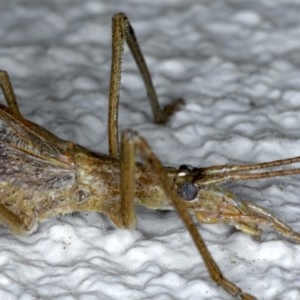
[177,182,198,201]
[73,189,90,203]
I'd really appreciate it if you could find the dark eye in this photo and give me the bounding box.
[73,189,90,203]
[177,183,198,201]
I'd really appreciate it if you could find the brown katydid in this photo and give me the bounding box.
[0,13,300,300]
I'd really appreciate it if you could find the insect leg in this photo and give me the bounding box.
[195,202,300,243]
[244,201,300,243]
[119,128,256,300]
[0,202,36,235]
[194,211,262,239]
[0,70,21,117]
[108,13,173,157]
[119,126,136,228]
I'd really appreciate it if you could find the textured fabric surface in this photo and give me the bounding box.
[0,1,300,299]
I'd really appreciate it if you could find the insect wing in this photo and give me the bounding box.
[0,104,75,190]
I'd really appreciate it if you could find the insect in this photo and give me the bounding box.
[0,12,300,300]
